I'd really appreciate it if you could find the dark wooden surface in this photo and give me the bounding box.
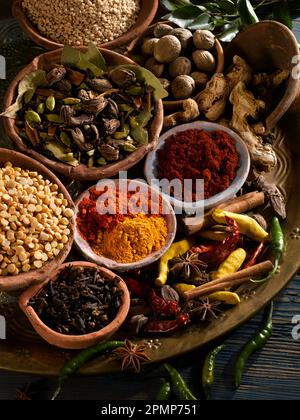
[0,4,299,400]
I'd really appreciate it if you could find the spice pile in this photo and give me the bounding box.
[2,45,167,168]
[29,265,123,335]
[77,186,168,264]
[0,162,74,276]
[156,129,239,200]
[22,0,140,46]
[131,23,217,100]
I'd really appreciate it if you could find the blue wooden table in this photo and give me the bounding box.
[0,5,299,400]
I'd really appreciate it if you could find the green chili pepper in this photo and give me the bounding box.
[202,344,225,399]
[163,363,197,401]
[252,217,284,283]
[156,380,171,400]
[238,0,260,26]
[234,302,273,389]
[52,340,124,400]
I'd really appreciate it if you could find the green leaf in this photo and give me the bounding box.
[216,0,236,14]
[0,69,47,118]
[160,0,192,11]
[166,5,207,28]
[237,0,259,26]
[113,65,168,102]
[273,0,293,29]
[188,12,215,30]
[61,44,106,77]
[218,20,241,42]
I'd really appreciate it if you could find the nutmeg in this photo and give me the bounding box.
[145,57,164,78]
[171,75,195,100]
[193,30,215,50]
[154,35,182,64]
[192,50,216,73]
[141,38,159,56]
[170,28,193,50]
[169,57,192,78]
[154,23,174,38]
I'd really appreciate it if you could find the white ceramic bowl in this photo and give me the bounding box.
[144,121,251,215]
[74,179,177,272]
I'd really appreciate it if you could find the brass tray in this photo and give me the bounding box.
[0,19,300,376]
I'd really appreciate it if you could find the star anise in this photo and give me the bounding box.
[16,383,36,400]
[112,339,151,373]
[169,252,209,284]
[187,298,223,321]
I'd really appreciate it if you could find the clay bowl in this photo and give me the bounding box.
[126,21,225,111]
[12,0,159,51]
[2,48,163,181]
[74,179,177,272]
[19,262,130,349]
[225,21,300,133]
[0,148,74,293]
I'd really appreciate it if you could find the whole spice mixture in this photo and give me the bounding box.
[22,0,140,46]
[1,45,167,168]
[156,129,239,200]
[77,186,168,264]
[0,162,74,276]
[29,265,123,335]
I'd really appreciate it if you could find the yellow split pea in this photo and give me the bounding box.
[93,214,168,264]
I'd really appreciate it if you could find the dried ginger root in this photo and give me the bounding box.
[163,99,199,129]
[230,81,277,171]
[226,55,253,91]
[195,74,229,121]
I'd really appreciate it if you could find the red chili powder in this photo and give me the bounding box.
[77,186,164,243]
[156,129,239,200]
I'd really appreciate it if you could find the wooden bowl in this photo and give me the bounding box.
[2,48,163,181]
[225,21,300,132]
[0,148,74,293]
[19,262,130,349]
[126,21,225,111]
[12,0,159,51]
[74,179,177,272]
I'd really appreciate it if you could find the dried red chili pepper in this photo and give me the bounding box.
[144,314,190,334]
[192,217,240,269]
[245,242,265,269]
[148,289,180,316]
[124,277,150,299]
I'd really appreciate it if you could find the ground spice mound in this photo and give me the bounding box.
[156,129,239,200]
[93,214,168,264]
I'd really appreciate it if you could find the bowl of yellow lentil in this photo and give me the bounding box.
[12,0,158,51]
[74,179,177,272]
[0,148,75,292]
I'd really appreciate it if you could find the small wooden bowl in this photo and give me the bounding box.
[225,21,300,132]
[19,262,130,349]
[126,21,225,111]
[2,48,163,181]
[74,179,177,272]
[0,148,74,293]
[12,0,159,51]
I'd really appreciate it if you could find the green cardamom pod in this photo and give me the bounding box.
[125,86,143,96]
[24,89,35,104]
[37,103,45,114]
[46,114,63,123]
[63,97,81,105]
[59,132,71,147]
[25,110,41,123]
[97,157,107,166]
[119,104,132,112]
[46,95,56,111]
[123,142,137,153]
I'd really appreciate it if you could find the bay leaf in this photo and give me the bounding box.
[0,69,47,118]
[112,65,168,102]
[61,44,106,77]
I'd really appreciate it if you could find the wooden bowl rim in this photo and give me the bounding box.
[126,20,225,110]
[2,47,164,181]
[0,148,74,292]
[225,20,300,133]
[19,261,130,349]
[12,0,159,51]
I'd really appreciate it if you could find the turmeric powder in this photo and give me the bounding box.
[93,214,168,264]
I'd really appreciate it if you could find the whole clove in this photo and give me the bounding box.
[29,266,123,336]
